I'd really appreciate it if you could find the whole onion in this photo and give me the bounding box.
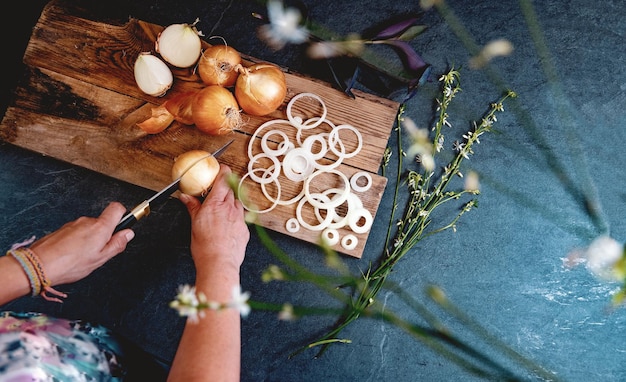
[172,150,220,197]
[198,45,242,87]
[192,85,242,135]
[235,63,287,116]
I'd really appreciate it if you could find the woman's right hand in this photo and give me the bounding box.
[179,164,249,277]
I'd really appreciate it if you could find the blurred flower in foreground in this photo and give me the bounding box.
[257,0,309,50]
[170,284,252,321]
[469,39,514,69]
[255,0,430,100]
[565,235,626,305]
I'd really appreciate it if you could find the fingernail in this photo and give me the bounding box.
[125,230,135,242]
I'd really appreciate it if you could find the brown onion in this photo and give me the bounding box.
[197,45,242,87]
[136,104,175,134]
[192,85,242,135]
[164,91,197,125]
[172,150,220,197]
[235,63,287,116]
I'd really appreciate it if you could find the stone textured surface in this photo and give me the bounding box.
[1,0,625,381]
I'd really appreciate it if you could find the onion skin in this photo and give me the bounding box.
[136,104,175,134]
[172,150,220,197]
[198,45,242,87]
[235,63,287,116]
[192,85,242,135]
[164,91,197,125]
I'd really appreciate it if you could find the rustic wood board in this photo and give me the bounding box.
[0,0,400,258]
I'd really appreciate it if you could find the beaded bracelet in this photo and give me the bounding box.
[7,237,67,303]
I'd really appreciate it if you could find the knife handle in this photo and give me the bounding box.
[113,200,151,233]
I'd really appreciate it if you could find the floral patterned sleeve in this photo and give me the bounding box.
[0,311,125,381]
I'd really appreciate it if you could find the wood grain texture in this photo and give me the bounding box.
[0,0,400,257]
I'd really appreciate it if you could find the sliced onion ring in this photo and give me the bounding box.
[329,124,363,159]
[283,148,316,182]
[286,218,300,233]
[296,193,333,231]
[350,171,373,193]
[247,153,281,184]
[287,93,327,129]
[322,228,340,246]
[348,207,373,234]
[304,169,350,210]
[261,129,291,157]
[238,168,281,214]
[341,234,358,250]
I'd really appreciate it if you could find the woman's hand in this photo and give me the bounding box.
[179,164,249,277]
[30,202,134,286]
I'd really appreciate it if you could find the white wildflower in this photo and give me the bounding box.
[464,171,480,192]
[469,38,514,69]
[227,285,252,318]
[278,303,296,321]
[258,0,309,50]
[584,236,624,282]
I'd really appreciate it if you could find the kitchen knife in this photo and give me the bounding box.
[114,139,234,233]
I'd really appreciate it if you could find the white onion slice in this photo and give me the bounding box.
[247,119,293,160]
[261,129,291,157]
[304,169,350,210]
[350,171,373,193]
[301,134,328,160]
[282,148,316,182]
[322,228,340,246]
[348,207,373,234]
[238,168,281,214]
[296,193,333,231]
[286,218,300,233]
[287,93,327,129]
[341,234,358,250]
[329,124,363,159]
[247,153,281,184]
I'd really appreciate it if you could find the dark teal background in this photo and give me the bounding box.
[1,1,624,380]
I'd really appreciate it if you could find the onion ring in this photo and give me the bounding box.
[350,171,373,193]
[296,193,334,231]
[304,169,350,210]
[322,228,340,246]
[286,218,300,233]
[348,207,373,234]
[247,153,281,184]
[238,167,281,214]
[329,124,363,158]
[287,93,327,129]
[341,234,358,250]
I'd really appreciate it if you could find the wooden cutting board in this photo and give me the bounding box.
[0,0,400,258]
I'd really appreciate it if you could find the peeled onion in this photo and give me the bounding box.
[198,44,242,87]
[156,21,203,68]
[134,52,173,97]
[235,63,287,116]
[192,85,242,135]
[172,150,220,197]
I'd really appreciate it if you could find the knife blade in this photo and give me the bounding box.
[114,139,234,233]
